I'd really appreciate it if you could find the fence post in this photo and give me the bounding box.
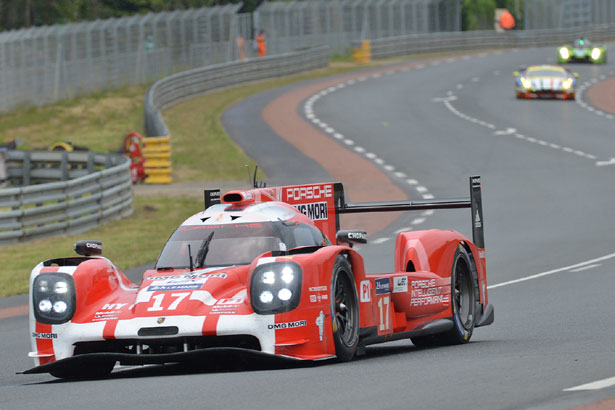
[23,152,31,186]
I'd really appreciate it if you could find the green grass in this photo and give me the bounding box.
[0,85,148,152]
[0,57,414,297]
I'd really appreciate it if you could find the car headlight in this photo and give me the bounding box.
[33,273,76,324]
[591,48,601,60]
[559,47,570,60]
[251,262,302,314]
[562,78,573,90]
[521,77,532,90]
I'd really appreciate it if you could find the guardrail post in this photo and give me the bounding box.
[23,152,30,186]
[61,151,69,181]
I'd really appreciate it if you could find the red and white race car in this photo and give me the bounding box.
[24,177,493,379]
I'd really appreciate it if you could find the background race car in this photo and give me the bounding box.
[513,65,578,100]
[558,39,607,64]
[23,178,493,379]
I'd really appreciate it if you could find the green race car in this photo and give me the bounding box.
[558,38,607,64]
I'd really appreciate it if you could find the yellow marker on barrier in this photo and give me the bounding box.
[143,136,172,184]
[352,40,371,63]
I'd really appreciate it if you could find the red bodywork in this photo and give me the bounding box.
[26,179,492,375]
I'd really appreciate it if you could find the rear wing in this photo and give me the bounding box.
[203,176,484,249]
[336,176,484,249]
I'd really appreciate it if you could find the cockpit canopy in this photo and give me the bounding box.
[155,220,329,269]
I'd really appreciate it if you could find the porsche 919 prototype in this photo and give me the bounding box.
[23,178,494,379]
[558,38,607,64]
[514,65,578,100]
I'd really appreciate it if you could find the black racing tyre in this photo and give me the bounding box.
[411,245,477,348]
[440,245,477,345]
[50,359,115,380]
[330,255,359,362]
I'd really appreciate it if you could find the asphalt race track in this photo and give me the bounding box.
[2,47,615,410]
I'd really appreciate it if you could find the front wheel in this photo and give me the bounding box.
[330,256,359,361]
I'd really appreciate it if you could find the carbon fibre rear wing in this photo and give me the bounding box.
[335,176,484,249]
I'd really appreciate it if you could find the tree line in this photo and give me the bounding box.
[1,0,521,32]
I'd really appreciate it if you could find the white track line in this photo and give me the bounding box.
[303,66,439,231]
[489,252,615,289]
[564,376,615,391]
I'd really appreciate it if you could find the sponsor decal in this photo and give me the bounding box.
[32,332,57,339]
[148,283,204,292]
[410,279,450,306]
[375,278,390,295]
[93,311,120,321]
[146,272,227,282]
[268,320,307,330]
[309,286,327,292]
[145,272,227,292]
[474,210,482,228]
[347,231,367,241]
[215,297,245,306]
[294,202,328,221]
[393,276,408,293]
[100,303,127,310]
[85,242,102,251]
[309,293,328,303]
[316,311,325,341]
[360,280,371,302]
[157,317,165,324]
[286,185,333,201]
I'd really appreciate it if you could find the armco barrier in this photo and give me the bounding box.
[144,46,330,137]
[0,151,132,245]
[355,25,615,61]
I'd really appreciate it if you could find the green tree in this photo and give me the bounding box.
[462,0,497,31]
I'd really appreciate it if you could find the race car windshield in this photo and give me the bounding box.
[526,69,567,78]
[155,221,328,269]
[574,39,590,47]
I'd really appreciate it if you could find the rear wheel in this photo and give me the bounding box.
[330,256,359,361]
[411,245,477,347]
[440,246,477,344]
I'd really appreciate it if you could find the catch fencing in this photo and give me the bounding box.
[254,0,461,56]
[0,151,132,245]
[145,46,330,137]
[360,24,615,61]
[0,4,251,113]
[523,0,615,29]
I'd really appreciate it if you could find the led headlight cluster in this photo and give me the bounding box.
[33,273,76,324]
[562,78,573,90]
[559,47,570,60]
[521,77,532,90]
[591,48,601,60]
[251,262,302,314]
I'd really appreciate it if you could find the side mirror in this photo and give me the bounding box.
[336,230,367,247]
[513,71,520,77]
[74,240,102,256]
[573,72,579,78]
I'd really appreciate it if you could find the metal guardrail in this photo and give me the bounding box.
[356,25,615,61]
[145,46,331,137]
[0,151,132,245]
